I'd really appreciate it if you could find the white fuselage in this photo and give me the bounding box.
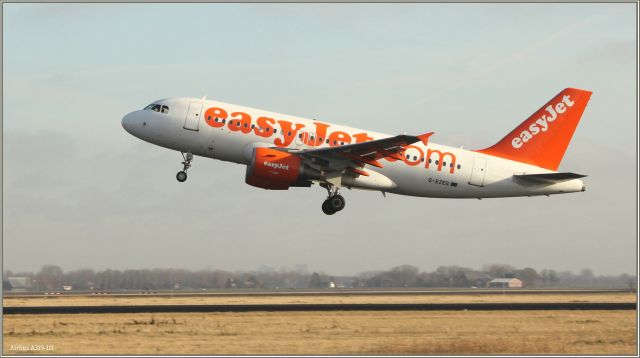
[122,97,585,198]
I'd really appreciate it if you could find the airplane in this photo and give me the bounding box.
[122,88,592,215]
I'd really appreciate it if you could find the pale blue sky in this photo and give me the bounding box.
[3,3,637,275]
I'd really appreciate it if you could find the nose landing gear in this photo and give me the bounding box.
[321,184,346,215]
[176,152,193,183]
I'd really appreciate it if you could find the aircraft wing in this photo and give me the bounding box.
[284,132,434,175]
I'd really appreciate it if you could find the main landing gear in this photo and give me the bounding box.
[321,184,346,215]
[176,152,193,183]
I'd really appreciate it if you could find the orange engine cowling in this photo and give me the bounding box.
[245,148,304,190]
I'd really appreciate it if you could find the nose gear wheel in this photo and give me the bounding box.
[176,152,193,183]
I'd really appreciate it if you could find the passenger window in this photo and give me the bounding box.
[457,164,461,169]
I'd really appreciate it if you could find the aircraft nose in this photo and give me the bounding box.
[122,112,134,134]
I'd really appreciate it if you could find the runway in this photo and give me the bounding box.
[3,288,633,298]
[3,302,635,314]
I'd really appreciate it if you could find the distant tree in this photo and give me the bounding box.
[66,268,95,290]
[485,264,515,279]
[540,269,560,287]
[514,267,539,287]
[36,265,64,289]
[432,266,472,287]
[309,272,324,288]
[451,270,471,287]
[390,265,420,287]
[578,268,594,287]
[6,264,634,291]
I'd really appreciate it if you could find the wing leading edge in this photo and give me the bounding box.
[296,132,434,170]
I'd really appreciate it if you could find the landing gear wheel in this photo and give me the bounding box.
[328,195,346,212]
[176,152,193,183]
[322,200,336,215]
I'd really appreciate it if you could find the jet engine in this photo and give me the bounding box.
[245,147,319,190]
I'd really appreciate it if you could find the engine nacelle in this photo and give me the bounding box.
[245,148,306,190]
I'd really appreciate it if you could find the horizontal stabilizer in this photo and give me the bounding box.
[513,172,586,184]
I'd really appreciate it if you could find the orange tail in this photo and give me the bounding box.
[476,88,592,171]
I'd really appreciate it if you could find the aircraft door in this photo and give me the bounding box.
[184,102,203,131]
[468,157,487,187]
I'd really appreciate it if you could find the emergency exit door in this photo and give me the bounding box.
[183,102,203,131]
[468,157,487,187]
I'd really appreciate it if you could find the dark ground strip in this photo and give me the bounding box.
[3,302,636,314]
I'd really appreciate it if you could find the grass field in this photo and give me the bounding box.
[3,311,636,355]
[3,292,637,355]
[3,292,636,307]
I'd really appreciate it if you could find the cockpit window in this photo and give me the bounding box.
[144,104,161,112]
[143,104,170,114]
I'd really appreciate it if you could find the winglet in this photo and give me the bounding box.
[417,132,434,146]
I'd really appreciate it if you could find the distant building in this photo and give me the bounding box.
[6,277,33,291]
[489,278,523,288]
[332,276,356,289]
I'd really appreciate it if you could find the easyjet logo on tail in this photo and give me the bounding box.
[475,87,592,171]
[511,95,575,149]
